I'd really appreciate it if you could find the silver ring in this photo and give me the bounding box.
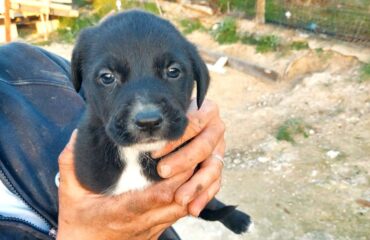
[212,153,225,166]
[55,172,60,188]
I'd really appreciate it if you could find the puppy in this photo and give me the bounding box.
[72,10,252,239]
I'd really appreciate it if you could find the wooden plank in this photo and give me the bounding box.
[255,0,266,24]
[183,3,214,15]
[11,0,73,10]
[0,23,18,43]
[197,46,279,82]
[10,0,78,17]
[51,0,72,4]
[4,0,11,42]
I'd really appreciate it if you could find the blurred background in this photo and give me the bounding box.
[1,1,369,239]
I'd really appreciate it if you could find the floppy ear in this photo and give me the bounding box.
[188,44,210,109]
[71,28,93,92]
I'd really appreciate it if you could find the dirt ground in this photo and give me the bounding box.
[41,16,370,240]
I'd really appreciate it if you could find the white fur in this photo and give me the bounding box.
[110,141,166,195]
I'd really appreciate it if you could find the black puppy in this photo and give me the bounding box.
[72,10,252,239]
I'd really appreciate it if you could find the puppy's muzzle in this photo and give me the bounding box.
[134,109,163,132]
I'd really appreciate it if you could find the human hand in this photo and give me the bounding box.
[152,99,225,217]
[57,131,192,240]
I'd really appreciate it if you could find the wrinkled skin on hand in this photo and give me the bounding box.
[57,99,225,240]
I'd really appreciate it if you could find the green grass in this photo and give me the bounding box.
[93,0,159,16]
[290,41,309,51]
[276,118,310,143]
[179,19,205,35]
[360,63,370,82]
[214,0,370,42]
[56,14,100,43]
[255,35,280,53]
[240,33,280,53]
[211,17,239,44]
[55,0,160,43]
[124,1,160,15]
[217,0,256,16]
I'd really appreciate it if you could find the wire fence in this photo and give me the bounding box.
[224,0,370,46]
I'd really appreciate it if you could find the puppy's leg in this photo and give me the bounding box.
[199,198,252,234]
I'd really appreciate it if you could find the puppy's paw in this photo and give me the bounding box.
[220,209,252,234]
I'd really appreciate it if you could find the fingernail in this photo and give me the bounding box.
[160,165,171,178]
[182,195,190,206]
[151,151,160,159]
[193,207,202,217]
[66,129,78,149]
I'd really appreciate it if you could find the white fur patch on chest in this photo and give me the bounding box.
[110,141,166,195]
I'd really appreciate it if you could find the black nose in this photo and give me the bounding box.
[134,110,163,131]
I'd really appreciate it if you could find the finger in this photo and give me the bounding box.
[151,99,218,158]
[148,223,174,240]
[157,118,225,178]
[58,129,78,167]
[115,169,194,214]
[174,152,223,206]
[188,179,221,217]
[140,203,187,229]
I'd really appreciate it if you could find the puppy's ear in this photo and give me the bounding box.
[188,44,210,109]
[71,28,93,92]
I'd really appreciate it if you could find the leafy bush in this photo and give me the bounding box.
[93,0,159,16]
[276,118,310,143]
[255,35,280,53]
[360,63,370,82]
[57,14,100,43]
[179,19,205,35]
[290,41,309,50]
[56,0,160,43]
[240,33,280,53]
[216,0,256,16]
[211,17,239,44]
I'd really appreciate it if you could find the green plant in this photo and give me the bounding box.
[211,17,239,44]
[93,0,116,16]
[93,0,159,17]
[240,33,258,45]
[360,63,370,82]
[123,1,160,14]
[276,118,310,143]
[217,0,255,16]
[290,41,309,50]
[56,14,100,43]
[74,0,90,7]
[179,18,205,35]
[240,33,280,53]
[255,35,280,53]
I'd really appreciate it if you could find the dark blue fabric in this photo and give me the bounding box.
[0,42,181,240]
[0,42,84,238]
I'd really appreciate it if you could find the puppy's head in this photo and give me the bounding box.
[72,10,209,148]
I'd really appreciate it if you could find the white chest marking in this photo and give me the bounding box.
[111,148,150,195]
[110,141,166,195]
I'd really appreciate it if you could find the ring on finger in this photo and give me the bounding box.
[212,153,225,166]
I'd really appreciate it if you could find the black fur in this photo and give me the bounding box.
[72,10,251,239]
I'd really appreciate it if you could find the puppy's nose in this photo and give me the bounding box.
[134,110,163,131]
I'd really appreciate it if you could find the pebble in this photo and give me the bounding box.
[257,156,270,163]
[233,158,241,164]
[326,150,340,159]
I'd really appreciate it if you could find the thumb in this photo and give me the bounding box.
[58,130,87,192]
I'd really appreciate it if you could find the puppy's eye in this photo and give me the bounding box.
[99,72,116,85]
[166,64,181,79]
